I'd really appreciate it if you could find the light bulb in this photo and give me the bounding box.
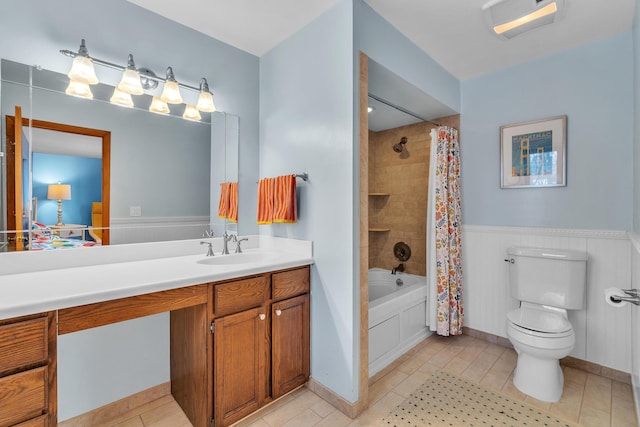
[149,96,170,115]
[183,104,201,121]
[67,55,99,85]
[196,90,216,112]
[117,69,144,95]
[65,80,93,99]
[110,87,134,108]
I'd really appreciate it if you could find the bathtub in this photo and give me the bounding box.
[368,268,431,377]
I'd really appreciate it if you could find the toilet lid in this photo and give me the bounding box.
[507,306,572,334]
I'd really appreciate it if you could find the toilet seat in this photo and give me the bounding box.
[507,305,573,337]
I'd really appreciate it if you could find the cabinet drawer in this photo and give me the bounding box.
[272,267,310,301]
[0,317,48,375]
[214,276,268,316]
[0,367,47,427]
[14,415,46,427]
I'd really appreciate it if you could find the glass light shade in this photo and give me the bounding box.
[182,104,202,121]
[196,91,216,112]
[47,184,71,200]
[65,80,93,99]
[117,69,144,95]
[160,80,183,104]
[149,96,170,115]
[67,56,99,85]
[110,87,134,108]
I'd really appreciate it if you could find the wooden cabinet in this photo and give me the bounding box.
[0,313,56,427]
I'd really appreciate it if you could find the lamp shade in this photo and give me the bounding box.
[67,55,99,85]
[182,104,201,121]
[110,87,134,108]
[196,90,216,112]
[65,80,94,99]
[48,184,71,200]
[149,96,170,114]
[117,68,144,95]
[160,80,183,104]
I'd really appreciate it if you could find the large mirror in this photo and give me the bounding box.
[0,59,239,252]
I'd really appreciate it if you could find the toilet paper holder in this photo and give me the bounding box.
[610,288,640,306]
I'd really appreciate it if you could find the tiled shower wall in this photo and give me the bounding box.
[367,115,459,276]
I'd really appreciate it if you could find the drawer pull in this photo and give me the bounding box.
[259,314,266,321]
[275,310,282,316]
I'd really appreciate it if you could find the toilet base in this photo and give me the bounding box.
[512,351,564,402]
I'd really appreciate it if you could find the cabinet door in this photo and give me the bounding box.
[272,294,310,399]
[213,307,267,427]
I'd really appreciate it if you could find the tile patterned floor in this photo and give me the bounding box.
[100,334,638,427]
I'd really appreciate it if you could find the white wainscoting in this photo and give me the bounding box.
[109,216,210,244]
[463,225,632,373]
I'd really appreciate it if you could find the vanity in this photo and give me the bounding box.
[0,236,313,427]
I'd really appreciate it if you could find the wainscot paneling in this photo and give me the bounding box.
[629,233,640,415]
[110,216,209,244]
[463,225,631,373]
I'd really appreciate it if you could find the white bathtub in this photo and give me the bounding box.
[368,268,431,377]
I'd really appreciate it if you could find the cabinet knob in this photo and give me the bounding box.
[259,314,266,321]
[275,310,282,316]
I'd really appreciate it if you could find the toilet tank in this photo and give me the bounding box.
[506,247,588,310]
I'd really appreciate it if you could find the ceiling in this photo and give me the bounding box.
[127,0,636,80]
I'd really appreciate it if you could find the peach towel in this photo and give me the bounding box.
[257,178,275,224]
[218,182,238,222]
[273,174,297,223]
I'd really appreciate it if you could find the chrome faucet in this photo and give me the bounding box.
[221,232,234,255]
[232,235,249,253]
[391,263,405,275]
[200,241,214,256]
[202,229,214,238]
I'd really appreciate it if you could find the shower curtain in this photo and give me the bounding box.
[427,126,463,336]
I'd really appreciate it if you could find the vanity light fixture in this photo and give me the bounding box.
[183,104,202,121]
[60,39,218,121]
[149,96,170,115]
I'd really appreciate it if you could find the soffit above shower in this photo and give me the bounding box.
[368,58,457,132]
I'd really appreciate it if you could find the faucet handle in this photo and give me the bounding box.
[235,238,249,254]
[202,229,214,238]
[200,241,214,256]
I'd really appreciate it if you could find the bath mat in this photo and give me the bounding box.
[381,371,576,427]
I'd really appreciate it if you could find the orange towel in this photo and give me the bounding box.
[273,174,297,223]
[257,178,275,224]
[218,182,230,219]
[228,182,238,223]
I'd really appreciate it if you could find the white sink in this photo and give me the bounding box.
[196,251,280,266]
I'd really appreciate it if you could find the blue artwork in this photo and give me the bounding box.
[511,131,553,177]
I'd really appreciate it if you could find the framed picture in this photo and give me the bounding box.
[500,115,567,188]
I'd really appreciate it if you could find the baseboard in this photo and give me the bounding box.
[58,382,171,426]
[306,377,366,418]
[463,326,632,384]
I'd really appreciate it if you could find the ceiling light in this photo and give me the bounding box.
[65,80,93,99]
[183,104,202,121]
[196,78,216,112]
[160,67,183,104]
[482,0,563,39]
[149,96,170,115]
[67,39,99,85]
[110,87,134,108]
[117,54,144,95]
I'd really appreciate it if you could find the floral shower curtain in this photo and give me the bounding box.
[427,126,463,336]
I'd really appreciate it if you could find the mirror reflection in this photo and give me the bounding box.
[1,59,239,252]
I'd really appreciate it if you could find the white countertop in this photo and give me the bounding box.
[0,235,313,320]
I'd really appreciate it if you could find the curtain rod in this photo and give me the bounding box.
[367,93,442,127]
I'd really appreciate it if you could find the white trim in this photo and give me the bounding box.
[462,224,628,240]
[629,232,640,253]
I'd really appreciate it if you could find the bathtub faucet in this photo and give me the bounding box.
[391,263,405,275]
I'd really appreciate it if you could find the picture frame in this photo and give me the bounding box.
[500,115,567,188]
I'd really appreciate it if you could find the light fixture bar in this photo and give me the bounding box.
[60,48,205,93]
[493,2,558,35]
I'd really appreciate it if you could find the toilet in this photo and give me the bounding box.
[505,247,587,403]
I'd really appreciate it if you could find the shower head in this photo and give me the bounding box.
[393,136,408,153]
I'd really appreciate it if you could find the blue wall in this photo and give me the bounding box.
[461,32,634,230]
[634,0,640,233]
[33,153,102,229]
